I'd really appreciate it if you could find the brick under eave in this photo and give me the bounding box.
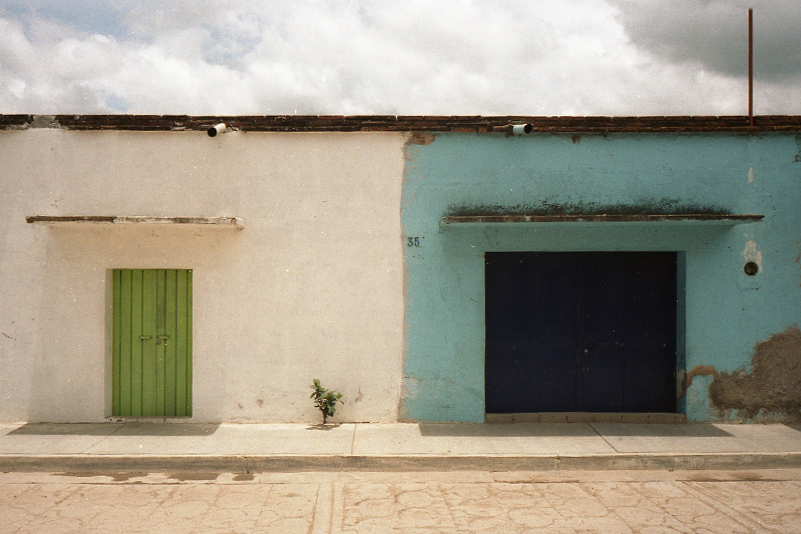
[1,114,801,133]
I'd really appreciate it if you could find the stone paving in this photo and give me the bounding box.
[2,469,801,533]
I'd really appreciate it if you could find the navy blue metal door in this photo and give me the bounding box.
[485,252,677,413]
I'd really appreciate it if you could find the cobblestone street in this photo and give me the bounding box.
[2,469,801,533]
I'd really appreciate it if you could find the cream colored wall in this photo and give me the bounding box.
[0,129,406,423]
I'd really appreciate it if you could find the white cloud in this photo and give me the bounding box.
[0,0,798,115]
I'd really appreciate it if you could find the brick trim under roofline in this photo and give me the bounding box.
[1,114,801,133]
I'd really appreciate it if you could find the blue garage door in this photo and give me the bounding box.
[485,252,677,413]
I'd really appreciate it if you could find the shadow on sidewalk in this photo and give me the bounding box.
[305,423,342,431]
[417,422,735,438]
[8,422,221,437]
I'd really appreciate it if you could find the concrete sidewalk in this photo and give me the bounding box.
[1,422,800,473]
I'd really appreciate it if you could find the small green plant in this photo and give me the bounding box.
[309,378,344,424]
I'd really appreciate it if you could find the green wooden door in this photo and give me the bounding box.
[112,269,192,417]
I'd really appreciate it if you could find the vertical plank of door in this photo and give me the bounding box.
[118,270,133,416]
[155,270,166,416]
[130,269,144,416]
[159,270,175,416]
[166,270,179,415]
[112,270,122,416]
[176,270,192,416]
[186,271,193,415]
[140,270,157,416]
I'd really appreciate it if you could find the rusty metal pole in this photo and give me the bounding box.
[748,8,754,127]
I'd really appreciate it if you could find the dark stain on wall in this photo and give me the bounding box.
[444,200,731,218]
[796,248,801,288]
[795,134,801,162]
[409,133,436,145]
[708,326,801,420]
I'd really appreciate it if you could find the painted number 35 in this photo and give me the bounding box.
[407,237,423,247]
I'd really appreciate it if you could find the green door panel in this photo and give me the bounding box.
[112,269,192,417]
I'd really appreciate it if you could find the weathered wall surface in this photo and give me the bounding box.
[0,129,405,422]
[401,132,801,422]
[3,124,800,424]
[706,326,801,419]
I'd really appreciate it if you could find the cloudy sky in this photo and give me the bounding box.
[1,0,799,116]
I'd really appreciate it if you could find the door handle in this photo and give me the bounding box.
[139,335,152,340]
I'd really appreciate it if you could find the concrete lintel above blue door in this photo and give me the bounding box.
[441,214,764,226]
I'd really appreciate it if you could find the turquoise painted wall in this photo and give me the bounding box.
[401,132,801,422]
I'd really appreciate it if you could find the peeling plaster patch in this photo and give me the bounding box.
[748,167,754,183]
[680,364,718,416]
[742,241,763,271]
[708,326,801,420]
[683,364,717,393]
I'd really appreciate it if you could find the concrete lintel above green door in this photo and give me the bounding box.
[112,269,193,417]
[27,215,243,228]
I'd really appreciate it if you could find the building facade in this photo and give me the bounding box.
[1,115,799,423]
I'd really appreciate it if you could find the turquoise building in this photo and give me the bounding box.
[401,117,801,423]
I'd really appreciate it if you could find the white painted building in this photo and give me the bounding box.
[1,118,406,423]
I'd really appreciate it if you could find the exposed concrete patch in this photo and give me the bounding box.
[708,326,801,420]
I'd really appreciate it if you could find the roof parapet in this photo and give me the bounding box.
[2,114,800,133]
